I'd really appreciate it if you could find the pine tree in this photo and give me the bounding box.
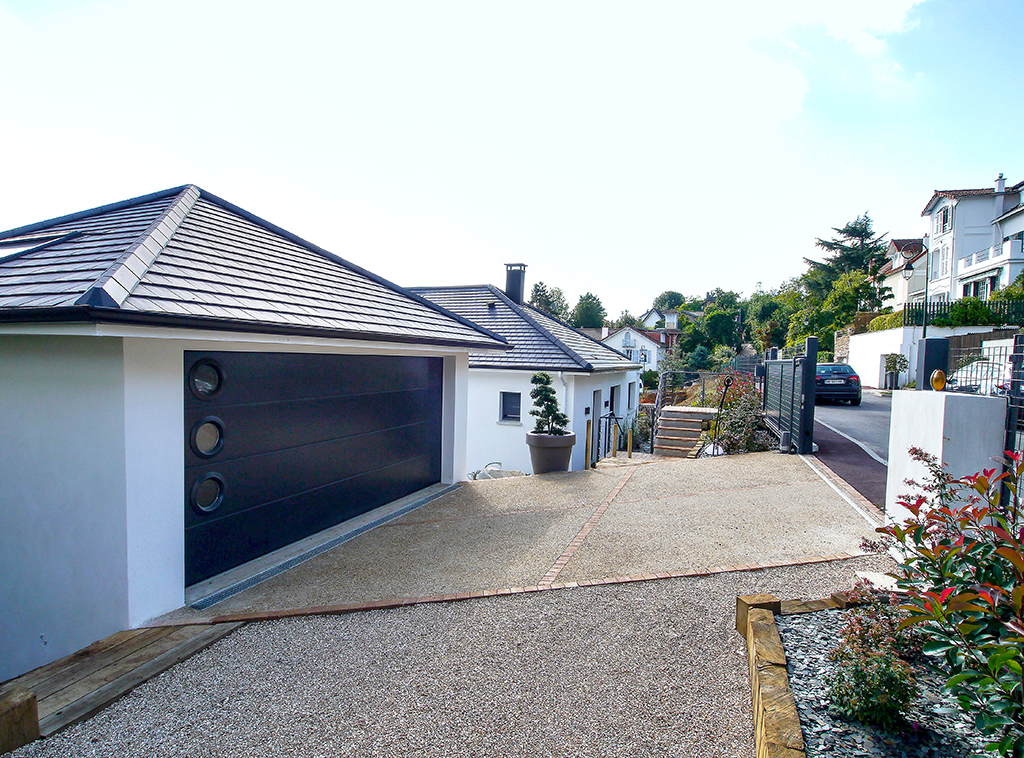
[528,282,570,321]
[529,372,569,435]
[570,293,607,328]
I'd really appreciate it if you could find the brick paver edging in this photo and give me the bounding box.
[736,590,873,758]
[149,550,870,626]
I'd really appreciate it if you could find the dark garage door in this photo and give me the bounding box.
[184,351,443,586]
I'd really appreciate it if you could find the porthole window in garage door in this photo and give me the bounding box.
[190,416,224,458]
[190,473,225,514]
[188,359,224,400]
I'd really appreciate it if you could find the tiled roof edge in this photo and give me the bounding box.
[197,190,508,348]
[0,306,509,349]
[523,300,640,366]
[483,286,592,371]
[76,185,200,308]
[0,185,191,241]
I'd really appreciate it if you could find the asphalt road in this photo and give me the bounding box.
[812,392,892,463]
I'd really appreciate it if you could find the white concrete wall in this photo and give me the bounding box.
[886,391,1006,524]
[0,336,130,682]
[441,352,470,484]
[849,325,1001,387]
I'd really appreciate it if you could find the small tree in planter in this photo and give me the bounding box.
[525,372,576,474]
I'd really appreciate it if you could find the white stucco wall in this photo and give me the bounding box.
[464,368,639,475]
[0,324,476,681]
[886,391,1006,525]
[0,335,130,683]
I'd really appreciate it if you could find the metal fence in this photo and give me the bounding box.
[904,299,1024,328]
[1006,334,1024,454]
[762,336,818,454]
[945,344,1013,396]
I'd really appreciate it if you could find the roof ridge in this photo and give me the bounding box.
[485,285,592,371]
[0,185,191,242]
[527,303,638,364]
[196,191,507,346]
[76,185,201,308]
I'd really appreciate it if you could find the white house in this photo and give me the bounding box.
[877,238,926,309]
[603,325,661,373]
[0,185,507,682]
[414,266,641,476]
[920,174,1024,302]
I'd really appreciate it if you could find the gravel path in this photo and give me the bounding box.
[13,556,891,758]
[778,608,988,757]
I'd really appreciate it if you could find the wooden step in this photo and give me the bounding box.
[654,442,695,457]
[4,622,243,739]
[657,418,704,431]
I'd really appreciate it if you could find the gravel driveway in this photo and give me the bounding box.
[12,555,893,758]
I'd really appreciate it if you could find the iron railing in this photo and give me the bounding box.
[904,299,1024,328]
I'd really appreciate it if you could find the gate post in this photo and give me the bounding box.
[798,336,818,455]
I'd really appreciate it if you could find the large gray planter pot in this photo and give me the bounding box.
[526,431,577,474]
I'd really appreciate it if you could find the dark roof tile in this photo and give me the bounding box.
[0,185,506,350]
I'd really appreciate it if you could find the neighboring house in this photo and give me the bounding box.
[877,238,926,309]
[920,174,1024,302]
[0,184,507,682]
[413,266,641,476]
[603,325,661,373]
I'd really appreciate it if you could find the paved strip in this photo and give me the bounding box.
[817,418,887,464]
[539,467,637,586]
[812,421,888,506]
[800,454,882,529]
[147,550,869,626]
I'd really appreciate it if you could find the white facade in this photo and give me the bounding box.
[920,176,1023,302]
[464,367,640,476]
[602,327,661,373]
[0,325,474,682]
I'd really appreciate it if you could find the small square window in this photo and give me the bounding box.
[500,392,521,422]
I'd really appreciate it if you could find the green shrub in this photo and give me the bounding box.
[884,353,909,374]
[878,448,1024,755]
[827,650,917,730]
[867,311,903,332]
[529,372,569,435]
[706,374,773,453]
[640,369,658,389]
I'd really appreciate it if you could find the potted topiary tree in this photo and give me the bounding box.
[525,371,576,474]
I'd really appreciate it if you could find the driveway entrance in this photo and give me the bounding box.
[160,452,881,623]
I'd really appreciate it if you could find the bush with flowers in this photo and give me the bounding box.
[826,581,923,729]
[876,447,1024,756]
[704,372,774,453]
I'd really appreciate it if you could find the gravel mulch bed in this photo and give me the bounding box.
[11,556,891,758]
[778,608,989,757]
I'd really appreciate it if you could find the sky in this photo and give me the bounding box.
[1,0,1021,319]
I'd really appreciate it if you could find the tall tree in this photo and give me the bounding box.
[570,293,607,328]
[613,310,641,329]
[652,290,684,312]
[528,282,570,321]
[803,213,889,310]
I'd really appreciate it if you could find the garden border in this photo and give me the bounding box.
[737,591,866,758]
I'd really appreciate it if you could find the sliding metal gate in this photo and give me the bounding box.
[762,336,817,454]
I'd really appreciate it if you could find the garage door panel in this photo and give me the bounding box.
[184,388,437,468]
[185,353,442,410]
[185,455,437,586]
[183,423,437,529]
[184,351,442,585]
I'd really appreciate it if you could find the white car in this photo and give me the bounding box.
[946,360,1012,396]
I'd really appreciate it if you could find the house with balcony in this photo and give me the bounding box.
[920,173,1023,302]
[603,326,662,373]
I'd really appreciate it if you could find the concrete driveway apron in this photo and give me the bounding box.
[158,452,881,623]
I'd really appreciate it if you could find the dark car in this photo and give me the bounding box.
[815,363,862,405]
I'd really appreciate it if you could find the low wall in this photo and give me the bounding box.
[849,325,1001,387]
[885,390,1007,524]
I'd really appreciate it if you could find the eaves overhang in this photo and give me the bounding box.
[0,305,511,351]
